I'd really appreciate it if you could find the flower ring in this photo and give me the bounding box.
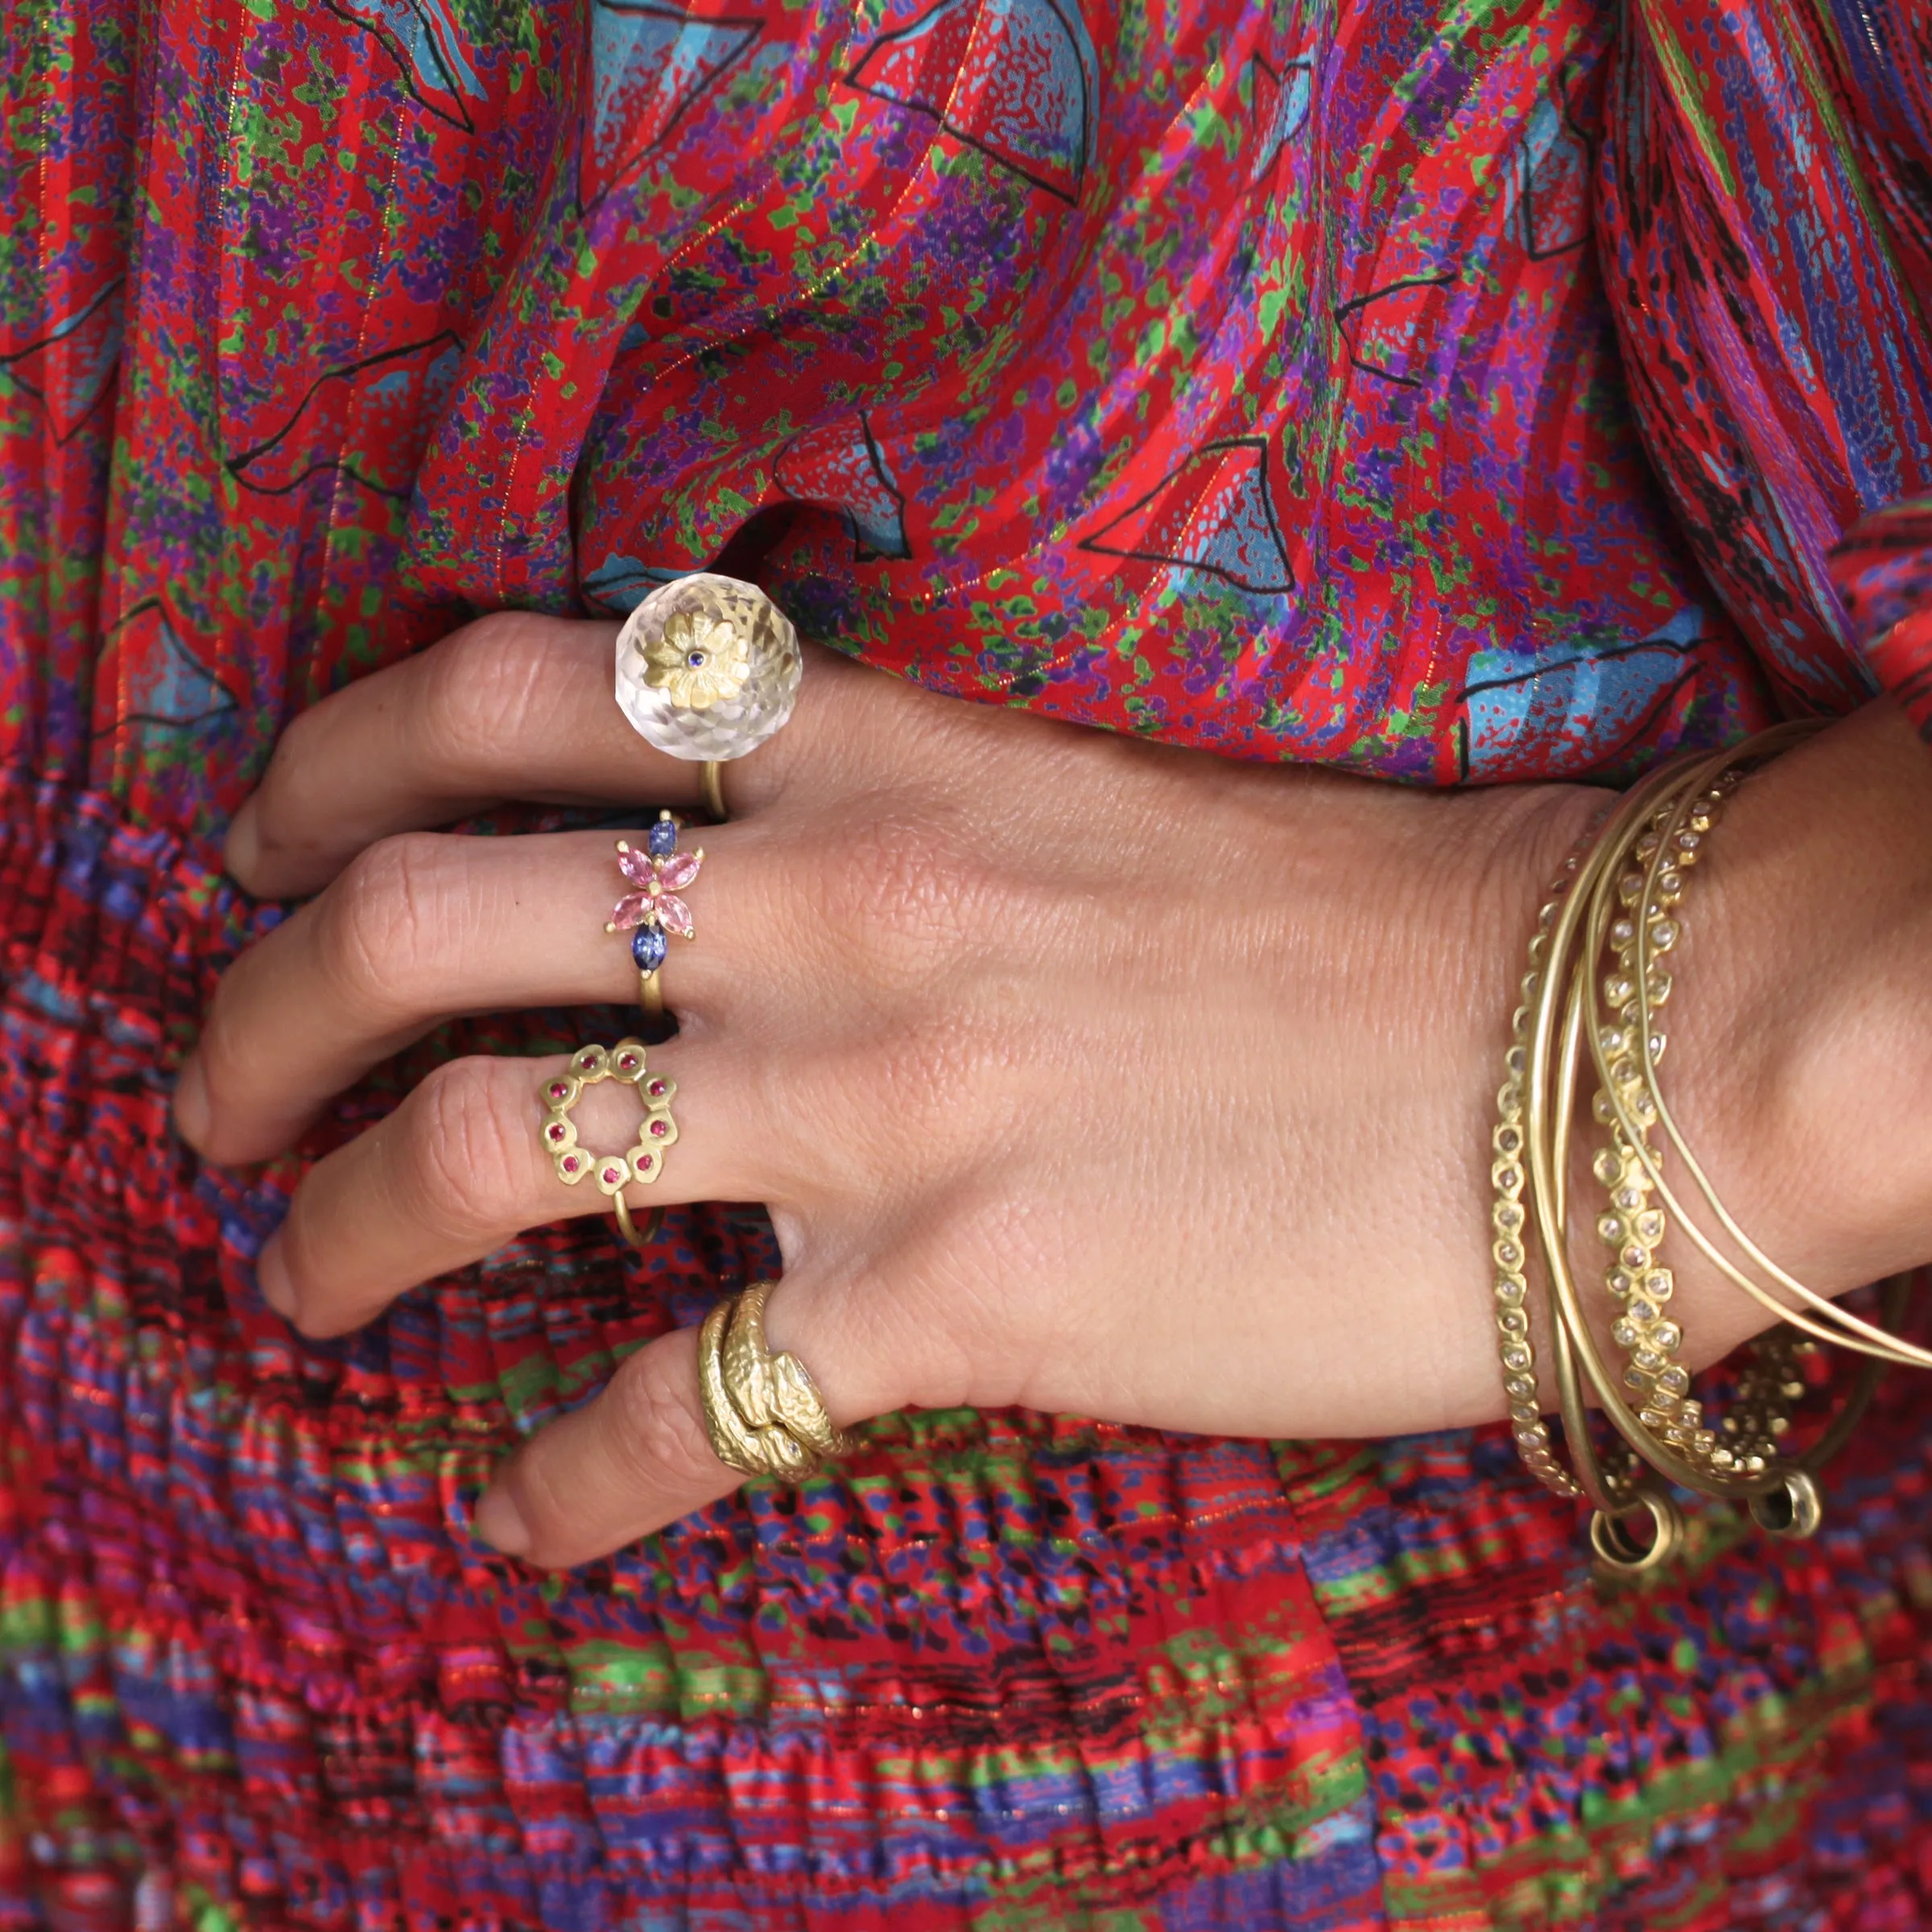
[605,810,702,1014]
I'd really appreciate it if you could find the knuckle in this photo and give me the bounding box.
[787,1005,1028,1199]
[417,613,561,775]
[406,1058,526,1241]
[811,807,1004,989]
[317,832,459,1018]
[874,1007,1026,1155]
[605,1343,731,1492]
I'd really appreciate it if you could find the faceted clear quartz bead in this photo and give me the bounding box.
[613,572,803,762]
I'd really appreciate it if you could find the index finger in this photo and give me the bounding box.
[228,613,693,898]
[227,614,884,901]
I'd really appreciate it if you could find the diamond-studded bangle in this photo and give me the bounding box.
[1585,770,1794,1485]
[1509,722,1923,1567]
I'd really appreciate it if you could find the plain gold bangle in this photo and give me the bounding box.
[1511,726,1917,1562]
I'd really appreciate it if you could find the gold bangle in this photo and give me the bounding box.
[1530,755,1802,1519]
[1587,765,1769,1475]
[1591,736,1931,1370]
[1510,725,1918,1560]
[1545,909,1682,1567]
[1492,803,1686,1566]
[1490,847,1591,1500]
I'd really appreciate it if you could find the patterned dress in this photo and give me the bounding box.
[2,0,1931,1926]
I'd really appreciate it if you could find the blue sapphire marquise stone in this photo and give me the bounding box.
[631,926,669,972]
[647,815,679,857]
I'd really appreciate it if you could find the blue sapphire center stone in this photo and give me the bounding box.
[647,815,678,857]
[631,926,669,972]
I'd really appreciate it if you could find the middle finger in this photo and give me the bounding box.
[176,824,791,1166]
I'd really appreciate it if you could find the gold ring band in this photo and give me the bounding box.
[698,1282,853,1479]
[700,759,728,823]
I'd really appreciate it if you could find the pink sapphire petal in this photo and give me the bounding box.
[609,892,652,929]
[657,894,694,938]
[618,848,657,889]
[658,851,701,891]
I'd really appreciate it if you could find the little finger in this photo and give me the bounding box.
[474,1274,893,1566]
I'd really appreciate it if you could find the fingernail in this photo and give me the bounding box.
[173,1056,210,1147]
[224,799,260,886]
[475,1484,533,1556]
[257,1235,297,1321]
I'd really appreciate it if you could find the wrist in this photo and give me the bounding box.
[1629,701,1932,1369]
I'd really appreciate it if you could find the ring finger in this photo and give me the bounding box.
[258,1042,764,1338]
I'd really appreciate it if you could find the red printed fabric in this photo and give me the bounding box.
[3,0,1932,1928]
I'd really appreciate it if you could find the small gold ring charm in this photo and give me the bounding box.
[698,1282,855,1480]
[1588,1488,1683,1575]
[540,1040,677,1249]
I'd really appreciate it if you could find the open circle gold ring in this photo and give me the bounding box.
[541,1040,677,1249]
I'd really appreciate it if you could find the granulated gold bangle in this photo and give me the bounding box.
[1490,852,1588,1500]
[1509,725,1918,1562]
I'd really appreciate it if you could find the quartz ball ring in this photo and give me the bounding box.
[612,572,803,838]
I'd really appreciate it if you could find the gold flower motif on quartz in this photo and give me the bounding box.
[642,611,752,710]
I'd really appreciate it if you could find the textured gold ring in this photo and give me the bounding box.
[698,1282,854,1480]
[541,1040,677,1249]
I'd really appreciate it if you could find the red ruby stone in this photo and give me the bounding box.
[648,1080,665,1096]
[639,1155,654,1170]
[650,1121,667,1137]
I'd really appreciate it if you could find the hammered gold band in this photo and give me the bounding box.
[698,1282,854,1480]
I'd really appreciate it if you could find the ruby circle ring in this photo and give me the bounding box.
[541,1040,678,1249]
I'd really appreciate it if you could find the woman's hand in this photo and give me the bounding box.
[171,615,1932,1567]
